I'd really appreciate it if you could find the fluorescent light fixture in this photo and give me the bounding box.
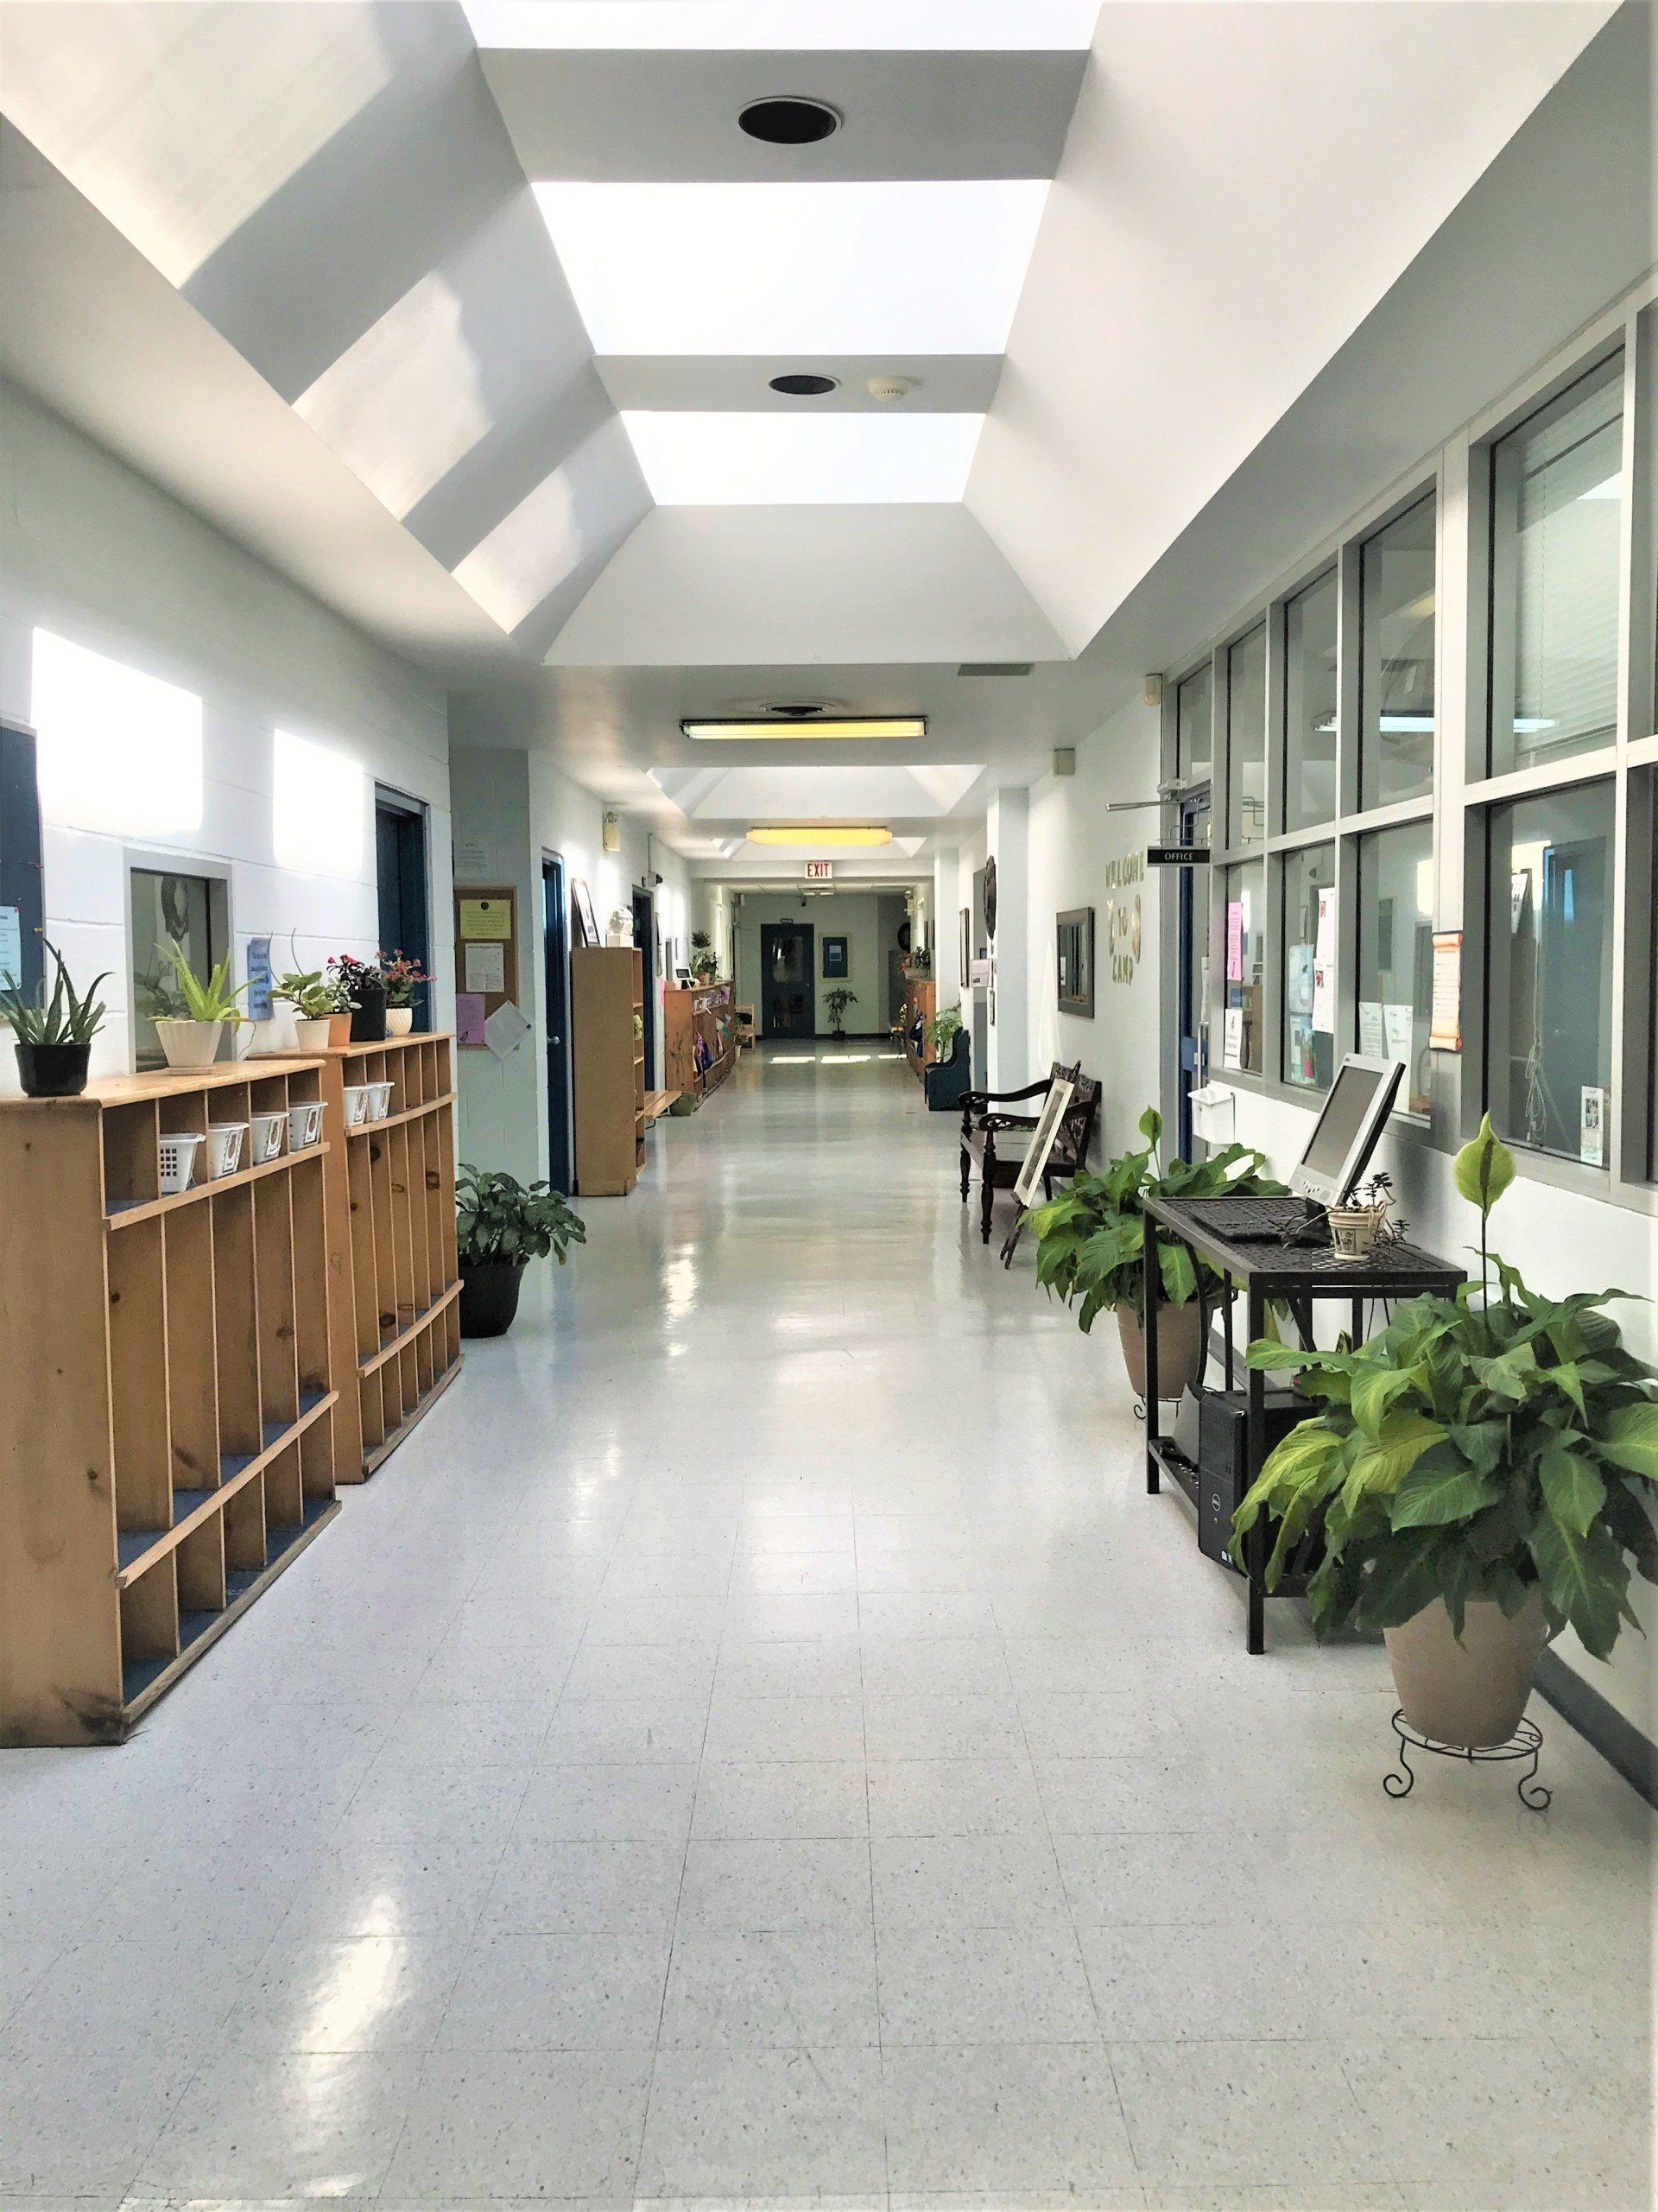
[683,717,926,742]
[748,825,892,846]
[465,1,1100,48]
[274,730,367,877]
[623,411,982,504]
[31,628,202,837]
[535,181,1049,354]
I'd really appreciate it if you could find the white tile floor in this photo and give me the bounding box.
[1,1046,1651,2211]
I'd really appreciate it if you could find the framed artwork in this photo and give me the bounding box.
[1056,908,1095,1017]
[822,935,849,978]
[1012,1072,1077,1208]
[572,878,599,948]
[959,906,971,980]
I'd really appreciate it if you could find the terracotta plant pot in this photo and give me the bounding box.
[326,1012,351,1046]
[15,1040,91,1097]
[154,1017,224,1070]
[1117,1300,1206,1401]
[459,1259,524,1338]
[294,1016,332,1053]
[1384,1593,1549,1749]
[386,1006,414,1036]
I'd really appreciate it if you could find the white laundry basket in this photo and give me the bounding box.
[157,1131,204,1195]
[206,1122,247,1179]
[249,1111,286,1163]
[286,1100,323,1150]
[342,1084,373,1127]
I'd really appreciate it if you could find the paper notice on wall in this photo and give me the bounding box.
[464,941,505,995]
[1358,1001,1386,1057]
[1580,1086,1606,1167]
[1310,958,1335,1036]
[456,992,486,1046]
[0,905,22,991]
[1383,1003,1414,1066]
[245,935,273,1022]
[1288,944,1314,1016]
[459,896,512,941]
[1222,1006,1244,1069]
[1429,931,1462,1051]
[453,838,490,878]
[483,1000,530,1062]
[1314,885,1337,968]
[1225,901,1244,983]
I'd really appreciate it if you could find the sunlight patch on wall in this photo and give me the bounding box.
[274,730,367,878]
[32,628,203,838]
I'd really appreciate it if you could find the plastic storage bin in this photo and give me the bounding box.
[367,1081,395,1121]
[157,1132,205,1195]
[286,1100,323,1150]
[342,1085,372,1127]
[206,1123,247,1179]
[249,1111,286,1163]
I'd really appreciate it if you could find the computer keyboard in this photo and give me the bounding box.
[1198,1196,1325,1243]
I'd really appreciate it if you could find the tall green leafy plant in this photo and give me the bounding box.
[157,938,247,1024]
[0,941,108,1045]
[1232,1117,1658,1657]
[1030,1106,1286,1329]
[926,1004,963,1057]
[457,1164,586,1270]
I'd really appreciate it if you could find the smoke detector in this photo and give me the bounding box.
[867,376,916,403]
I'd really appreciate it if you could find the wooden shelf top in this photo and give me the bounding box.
[106,1139,331,1229]
[2,1059,324,1112]
[323,1032,453,1055]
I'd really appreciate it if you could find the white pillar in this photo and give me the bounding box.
[986,787,1029,1093]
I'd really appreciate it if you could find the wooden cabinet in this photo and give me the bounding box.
[572,948,644,1195]
[663,979,737,1106]
[902,976,936,1084]
[0,1062,340,1745]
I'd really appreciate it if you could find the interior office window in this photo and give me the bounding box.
[1358,492,1436,808]
[1283,569,1338,832]
[1225,625,1267,847]
[130,866,218,1070]
[1357,819,1434,1115]
[1281,844,1336,1092]
[1489,352,1624,776]
[1176,662,1212,784]
[1220,859,1264,1074]
[1485,779,1615,1165]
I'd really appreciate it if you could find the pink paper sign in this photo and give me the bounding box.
[456,991,486,1046]
[1225,901,1244,984]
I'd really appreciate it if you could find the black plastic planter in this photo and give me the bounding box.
[349,978,388,1042]
[459,1259,525,1338]
[15,1040,92,1098]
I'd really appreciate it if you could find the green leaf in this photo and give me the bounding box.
[1453,1113,1516,1220]
[1351,1366,1420,1439]
[1389,1451,1502,1530]
[1528,1513,1627,1660]
[1136,1104,1162,1150]
[1599,1402,1658,1480]
[1537,1441,1605,1537]
[1342,1410,1447,1499]
[1158,1239,1199,1308]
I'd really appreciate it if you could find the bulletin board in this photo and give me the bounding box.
[454,886,520,1049]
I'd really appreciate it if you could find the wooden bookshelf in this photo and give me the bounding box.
[664,979,737,1107]
[0,1062,339,1746]
[304,1036,461,1481]
[572,948,643,1195]
[902,975,936,1084]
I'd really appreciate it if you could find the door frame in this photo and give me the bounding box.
[759,920,815,1038]
[542,850,573,1193]
[374,783,433,1033]
[631,884,655,1087]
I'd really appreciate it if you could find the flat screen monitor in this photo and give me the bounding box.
[1289,1054,1403,1205]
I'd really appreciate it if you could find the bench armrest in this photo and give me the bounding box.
[961,1079,1049,1112]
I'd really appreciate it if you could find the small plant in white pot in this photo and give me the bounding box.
[146,939,247,1069]
[377,951,433,1036]
[1233,1118,1658,1749]
[272,967,349,1052]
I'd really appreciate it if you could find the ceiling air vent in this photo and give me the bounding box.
[957,662,1034,678]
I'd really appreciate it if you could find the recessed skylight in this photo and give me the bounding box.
[464,2,1099,52]
[624,412,982,504]
[535,181,1049,355]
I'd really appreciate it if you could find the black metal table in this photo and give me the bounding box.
[1140,1195,1464,1653]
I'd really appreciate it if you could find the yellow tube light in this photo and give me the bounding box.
[747,825,893,847]
[681,716,926,741]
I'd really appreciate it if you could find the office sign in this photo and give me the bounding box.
[1146,844,1206,867]
[804,859,833,882]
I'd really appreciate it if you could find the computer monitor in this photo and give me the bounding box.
[1288,1054,1403,1205]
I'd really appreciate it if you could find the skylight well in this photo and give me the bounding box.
[464,2,1099,52]
[623,411,983,504]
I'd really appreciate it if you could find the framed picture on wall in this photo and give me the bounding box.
[1056,908,1095,1017]
[959,907,971,981]
[572,878,599,948]
[822,935,848,978]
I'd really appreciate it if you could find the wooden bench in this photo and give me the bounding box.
[959,1062,1100,1245]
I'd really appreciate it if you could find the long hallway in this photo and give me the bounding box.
[2,1050,1650,2209]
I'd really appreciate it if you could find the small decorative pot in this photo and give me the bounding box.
[459,1258,525,1338]
[294,1016,332,1053]
[1384,1592,1549,1749]
[385,1006,414,1036]
[1116,1300,1207,1402]
[349,978,388,1043]
[154,1017,224,1070]
[14,1040,92,1098]
[1327,1206,1379,1257]
[326,1012,352,1047]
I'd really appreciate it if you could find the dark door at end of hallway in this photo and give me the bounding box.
[375,787,432,1032]
[542,853,573,1194]
[760,922,814,1038]
[631,887,655,1085]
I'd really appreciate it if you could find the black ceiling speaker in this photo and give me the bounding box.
[769,373,839,396]
[739,96,842,145]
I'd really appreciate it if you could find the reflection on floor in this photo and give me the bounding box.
[1,1045,1650,2209]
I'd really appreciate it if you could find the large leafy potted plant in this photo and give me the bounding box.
[145,939,247,1069]
[689,930,718,984]
[1232,1118,1658,1748]
[457,1163,586,1338]
[926,1004,964,1062]
[1030,1106,1286,1399]
[824,986,857,1039]
[0,941,109,1097]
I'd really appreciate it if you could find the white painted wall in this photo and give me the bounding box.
[0,382,452,1087]
[1024,693,1164,1163]
[733,891,899,1037]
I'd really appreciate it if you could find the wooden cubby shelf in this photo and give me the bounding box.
[664,979,737,1109]
[1,1061,342,1745]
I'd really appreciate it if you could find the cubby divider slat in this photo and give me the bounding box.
[406,1117,432,1315]
[162,1204,218,1496]
[223,1469,267,1578]
[265,1440,304,1532]
[288,1150,331,1399]
[346,1130,379,1361]
[368,1126,398,1350]
[211,1185,263,1469]
[120,1552,179,1702]
[389,1124,418,1332]
[176,1512,227,1616]
[253,1176,301,1433]
[108,1218,172,1534]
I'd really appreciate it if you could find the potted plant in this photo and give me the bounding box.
[272,967,351,1052]
[147,938,247,1069]
[824,986,857,1039]
[1030,1106,1286,1400]
[0,941,109,1097]
[689,930,718,984]
[1232,1118,1658,1748]
[330,954,384,1043]
[457,1163,586,1337]
[926,1003,964,1064]
[377,951,433,1036]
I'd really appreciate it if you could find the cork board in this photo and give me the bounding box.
[454,885,520,1049]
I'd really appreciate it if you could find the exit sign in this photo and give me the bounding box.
[804,859,833,882]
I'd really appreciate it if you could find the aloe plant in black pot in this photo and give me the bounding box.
[0,941,109,1097]
[457,1163,586,1337]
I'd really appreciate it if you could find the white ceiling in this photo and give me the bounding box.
[0,0,1639,881]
